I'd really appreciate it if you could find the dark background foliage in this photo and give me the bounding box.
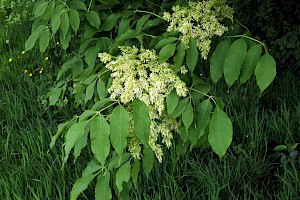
[229,0,300,74]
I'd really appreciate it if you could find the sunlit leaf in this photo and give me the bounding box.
[90,115,110,166]
[95,172,112,200]
[254,53,276,94]
[208,107,233,158]
[240,44,262,84]
[132,99,150,145]
[110,105,130,156]
[116,161,131,193]
[210,40,230,83]
[186,37,198,73]
[224,38,247,86]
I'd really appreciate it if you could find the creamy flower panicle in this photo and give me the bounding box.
[99,46,188,162]
[163,0,233,59]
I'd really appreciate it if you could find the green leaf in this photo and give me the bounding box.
[70,174,97,200]
[90,115,110,166]
[79,38,94,54]
[173,41,186,72]
[273,145,288,152]
[186,37,198,73]
[49,87,62,105]
[34,1,48,18]
[176,139,189,158]
[131,159,140,189]
[51,13,61,36]
[82,160,101,177]
[191,82,211,104]
[72,60,84,78]
[166,90,179,115]
[60,29,72,50]
[43,0,55,20]
[84,79,96,104]
[25,32,40,51]
[60,12,69,38]
[254,53,276,94]
[154,37,178,50]
[97,37,112,53]
[107,153,131,170]
[84,25,98,39]
[142,146,154,178]
[86,11,101,29]
[210,40,231,83]
[57,56,80,80]
[79,110,95,122]
[69,10,80,33]
[99,0,119,5]
[85,46,99,68]
[195,99,212,138]
[92,98,113,111]
[50,119,75,149]
[182,102,194,132]
[64,120,90,164]
[110,105,130,156]
[67,0,87,11]
[97,78,106,99]
[100,14,121,31]
[195,129,210,148]
[240,44,262,84]
[115,29,136,43]
[118,17,132,36]
[85,74,100,85]
[191,99,212,148]
[116,161,131,193]
[132,99,150,145]
[73,128,89,161]
[208,107,233,158]
[95,172,112,200]
[178,124,188,143]
[39,29,50,52]
[136,14,151,31]
[188,125,199,150]
[172,97,189,118]
[158,42,177,62]
[141,18,163,31]
[224,38,247,86]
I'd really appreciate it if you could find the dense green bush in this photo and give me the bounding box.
[25,0,277,199]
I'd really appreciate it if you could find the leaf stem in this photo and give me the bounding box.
[225,35,268,53]
[87,0,93,12]
[134,9,165,20]
[188,87,218,106]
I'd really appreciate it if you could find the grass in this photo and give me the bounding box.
[1,14,300,200]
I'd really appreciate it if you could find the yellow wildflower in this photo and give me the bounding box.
[29,73,33,77]
[45,57,49,61]
[24,70,28,73]
[39,70,43,74]
[56,41,60,45]
[9,58,12,62]
[21,51,25,55]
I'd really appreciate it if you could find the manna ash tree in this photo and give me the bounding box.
[25,0,277,199]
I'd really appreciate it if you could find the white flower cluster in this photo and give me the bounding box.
[163,0,233,59]
[99,46,188,162]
